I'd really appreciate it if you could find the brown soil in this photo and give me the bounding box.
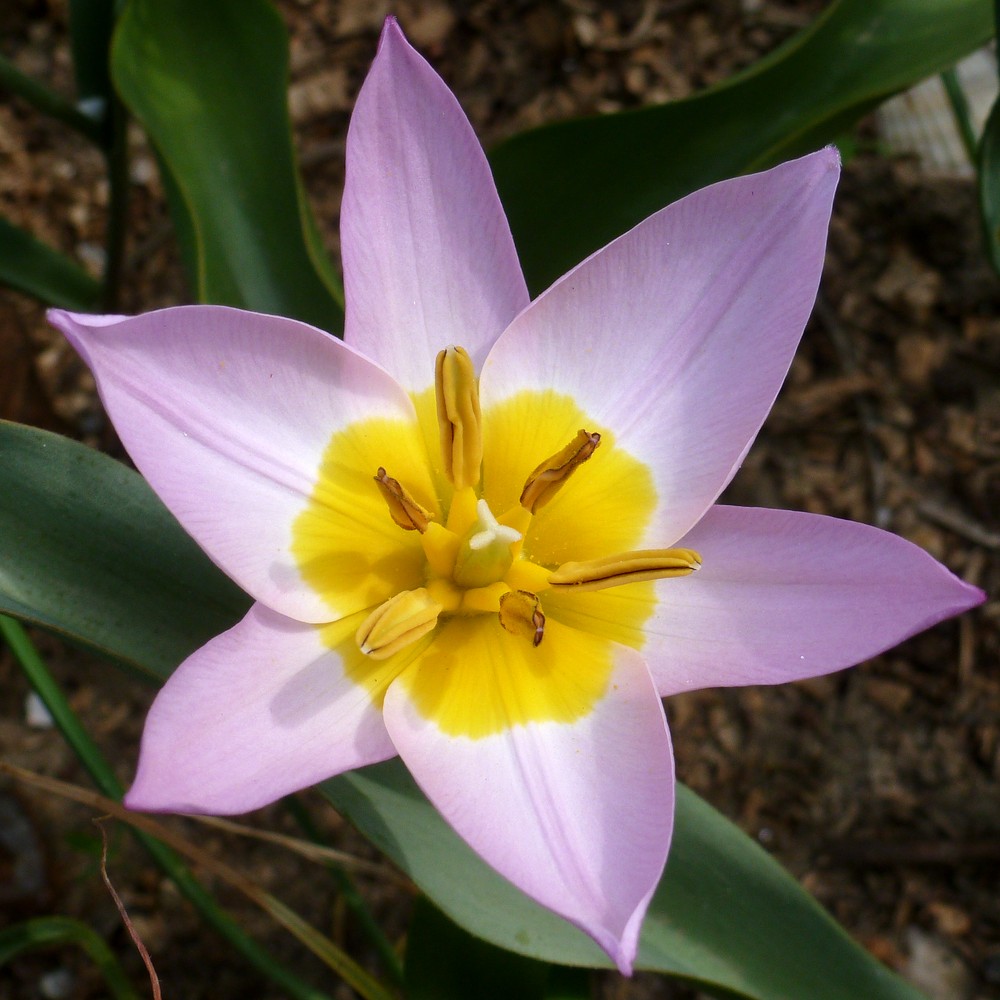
[1,2,998,999]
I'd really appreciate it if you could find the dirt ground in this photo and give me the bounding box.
[1,1,998,998]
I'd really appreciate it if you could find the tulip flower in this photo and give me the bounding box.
[49,19,983,973]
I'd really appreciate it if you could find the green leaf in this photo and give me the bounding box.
[110,0,344,331]
[490,0,993,292]
[978,1,1000,272]
[405,896,590,1000]
[0,916,139,1000]
[0,217,101,310]
[323,761,922,1000]
[0,421,248,679]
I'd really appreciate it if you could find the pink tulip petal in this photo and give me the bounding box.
[49,306,429,623]
[480,149,839,544]
[554,506,984,697]
[341,18,529,391]
[125,603,397,814]
[383,643,674,974]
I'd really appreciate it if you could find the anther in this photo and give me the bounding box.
[356,588,442,659]
[435,346,483,490]
[498,590,545,646]
[549,548,702,592]
[519,429,601,513]
[374,467,433,532]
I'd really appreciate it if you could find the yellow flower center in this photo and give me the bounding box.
[290,346,701,737]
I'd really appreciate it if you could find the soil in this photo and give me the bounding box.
[1,2,998,999]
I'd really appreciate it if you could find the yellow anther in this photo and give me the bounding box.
[498,590,546,646]
[356,588,442,659]
[435,346,483,490]
[374,467,433,532]
[549,548,702,592]
[519,429,601,513]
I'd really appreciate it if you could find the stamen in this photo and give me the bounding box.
[549,548,702,592]
[356,588,442,659]
[435,346,483,490]
[519,429,601,513]
[498,590,545,646]
[374,468,433,532]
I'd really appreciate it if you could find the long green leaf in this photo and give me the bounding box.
[978,0,1000,272]
[324,762,922,1000]
[0,217,101,310]
[0,421,248,678]
[490,0,993,292]
[110,0,344,330]
[1,421,923,998]
[0,916,139,1000]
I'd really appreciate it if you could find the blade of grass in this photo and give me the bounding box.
[0,615,332,1000]
[1,762,397,1000]
[285,796,407,986]
[0,54,104,143]
[0,916,139,1000]
[193,813,396,876]
[940,67,979,164]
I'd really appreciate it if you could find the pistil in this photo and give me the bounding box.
[453,498,522,588]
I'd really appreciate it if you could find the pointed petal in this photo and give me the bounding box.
[480,149,840,544]
[341,18,529,391]
[49,306,433,623]
[125,603,397,814]
[555,506,984,697]
[383,625,674,974]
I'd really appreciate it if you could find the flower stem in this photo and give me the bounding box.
[0,615,333,1000]
[100,93,130,311]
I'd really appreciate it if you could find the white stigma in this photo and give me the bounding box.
[467,498,521,551]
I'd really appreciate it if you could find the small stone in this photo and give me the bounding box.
[39,968,74,1000]
[904,927,973,1000]
[25,691,54,729]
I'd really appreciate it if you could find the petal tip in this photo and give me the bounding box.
[819,144,842,172]
[956,580,987,614]
[122,781,163,815]
[589,917,641,976]
[377,14,407,54]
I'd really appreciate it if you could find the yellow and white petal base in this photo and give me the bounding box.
[293,345,702,741]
